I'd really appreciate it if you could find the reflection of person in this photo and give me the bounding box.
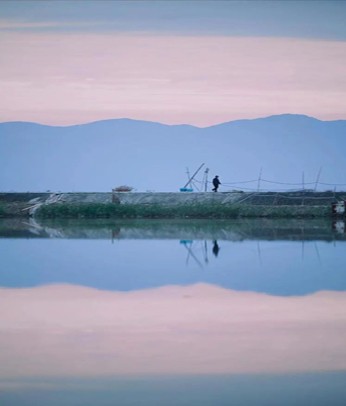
[212,176,221,192]
[111,228,121,243]
[212,240,220,257]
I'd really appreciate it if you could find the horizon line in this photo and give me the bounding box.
[1,113,346,129]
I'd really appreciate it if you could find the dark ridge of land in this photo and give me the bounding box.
[0,191,345,219]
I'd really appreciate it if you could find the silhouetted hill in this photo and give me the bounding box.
[1,115,345,192]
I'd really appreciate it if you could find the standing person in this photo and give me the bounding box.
[212,175,221,192]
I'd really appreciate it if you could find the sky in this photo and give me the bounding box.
[1,0,346,126]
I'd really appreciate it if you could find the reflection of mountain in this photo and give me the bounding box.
[1,284,346,377]
[1,218,345,241]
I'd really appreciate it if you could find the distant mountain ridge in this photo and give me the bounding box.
[1,114,346,192]
[1,113,345,129]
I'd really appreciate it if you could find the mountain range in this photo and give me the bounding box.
[1,114,345,192]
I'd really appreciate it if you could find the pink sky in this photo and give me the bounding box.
[1,283,346,382]
[1,33,345,126]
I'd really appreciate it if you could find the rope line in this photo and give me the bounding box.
[223,188,341,195]
[319,182,346,186]
[221,180,258,185]
[261,179,316,185]
[203,179,346,189]
[186,171,346,193]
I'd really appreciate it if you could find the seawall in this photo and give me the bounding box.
[0,192,245,210]
[0,191,345,218]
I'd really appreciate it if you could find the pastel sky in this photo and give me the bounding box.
[1,0,346,126]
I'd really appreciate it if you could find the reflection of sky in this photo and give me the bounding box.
[1,238,346,295]
[1,284,346,378]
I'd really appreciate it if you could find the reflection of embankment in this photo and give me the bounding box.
[0,218,345,241]
[0,283,346,378]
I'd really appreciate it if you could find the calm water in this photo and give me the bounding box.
[1,218,346,405]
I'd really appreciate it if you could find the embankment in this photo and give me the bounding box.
[0,191,345,219]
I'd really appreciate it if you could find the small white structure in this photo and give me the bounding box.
[332,201,346,215]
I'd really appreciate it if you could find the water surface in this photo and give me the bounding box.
[0,218,345,405]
